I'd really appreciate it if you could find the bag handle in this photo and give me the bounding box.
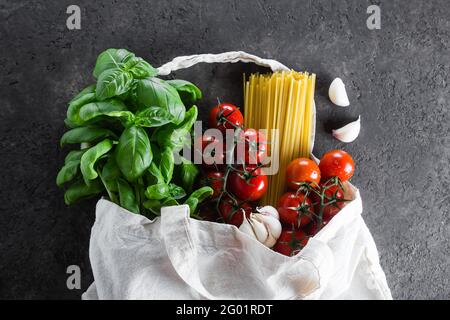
[157,51,316,154]
[157,51,289,76]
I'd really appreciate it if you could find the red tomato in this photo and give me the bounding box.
[206,170,224,198]
[286,158,321,190]
[319,150,355,182]
[273,229,309,257]
[277,192,314,228]
[219,197,252,227]
[208,103,244,132]
[193,133,225,169]
[321,184,346,222]
[303,221,319,236]
[228,165,268,201]
[236,128,268,165]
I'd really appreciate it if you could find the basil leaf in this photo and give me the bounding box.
[152,106,198,152]
[60,126,117,146]
[80,139,114,183]
[160,148,174,183]
[93,48,135,78]
[134,106,172,128]
[168,183,186,200]
[64,179,103,205]
[145,183,170,200]
[96,68,134,101]
[56,160,80,187]
[64,149,86,163]
[78,100,134,125]
[145,162,165,185]
[143,199,162,215]
[131,78,185,124]
[184,186,213,213]
[123,57,157,79]
[117,178,140,214]
[66,85,97,126]
[162,197,179,207]
[101,156,121,193]
[184,197,199,214]
[115,126,152,181]
[167,79,202,104]
[176,157,199,194]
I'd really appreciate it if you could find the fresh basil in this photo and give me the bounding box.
[184,186,214,214]
[80,139,114,183]
[167,79,202,104]
[60,126,117,146]
[96,68,134,101]
[152,106,197,152]
[168,183,186,200]
[160,148,174,183]
[64,179,103,205]
[117,178,140,214]
[115,126,152,181]
[57,48,207,218]
[134,106,172,128]
[131,78,185,124]
[176,157,199,194]
[56,160,80,187]
[145,183,170,200]
[93,48,135,78]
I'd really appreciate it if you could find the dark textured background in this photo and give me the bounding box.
[0,0,449,299]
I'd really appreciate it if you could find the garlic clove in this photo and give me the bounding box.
[253,214,282,248]
[249,218,270,244]
[332,116,361,143]
[328,78,350,107]
[239,213,257,239]
[256,205,279,220]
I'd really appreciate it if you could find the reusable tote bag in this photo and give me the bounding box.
[82,52,392,300]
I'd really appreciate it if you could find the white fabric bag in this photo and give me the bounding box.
[82,52,392,300]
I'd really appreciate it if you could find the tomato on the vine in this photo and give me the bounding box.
[208,103,244,132]
[321,183,346,222]
[228,165,268,201]
[273,229,309,257]
[285,158,321,190]
[206,170,224,198]
[319,150,355,182]
[277,191,314,228]
[236,128,268,165]
[218,197,252,227]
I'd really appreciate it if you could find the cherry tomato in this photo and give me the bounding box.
[236,128,268,165]
[319,150,355,182]
[273,229,309,257]
[208,103,244,132]
[206,170,224,198]
[303,221,319,236]
[277,191,313,228]
[193,133,225,169]
[321,184,346,222]
[219,197,252,227]
[286,158,321,190]
[228,165,268,201]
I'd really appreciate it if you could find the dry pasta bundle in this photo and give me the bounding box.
[243,71,316,206]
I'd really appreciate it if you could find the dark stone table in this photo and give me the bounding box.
[0,0,448,299]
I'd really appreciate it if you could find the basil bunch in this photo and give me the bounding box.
[57,48,212,217]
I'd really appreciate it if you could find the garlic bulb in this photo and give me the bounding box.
[328,78,350,107]
[332,116,361,143]
[239,206,282,248]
